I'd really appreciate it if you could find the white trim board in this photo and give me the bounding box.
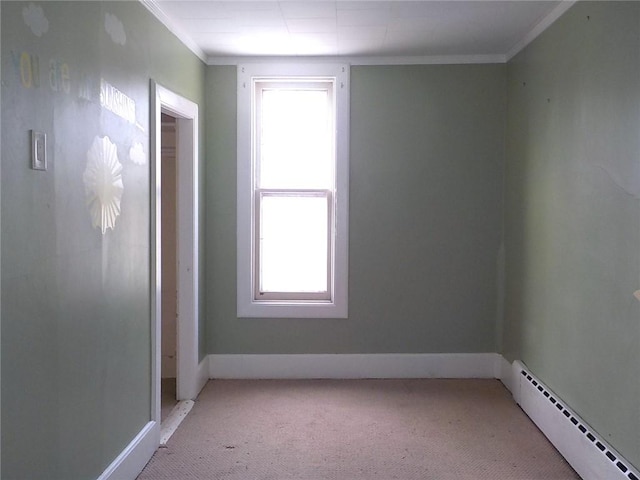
[99,355,639,480]
[208,353,501,379]
[160,401,194,446]
[152,82,205,406]
[139,0,206,62]
[236,63,350,319]
[506,1,577,61]
[497,354,515,394]
[208,54,506,66]
[193,356,210,400]
[208,354,640,479]
[97,421,158,480]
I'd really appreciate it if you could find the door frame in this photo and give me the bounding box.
[150,81,205,426]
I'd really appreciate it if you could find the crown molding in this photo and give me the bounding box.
[506,0,576,61]
[139,0,207,63]
[207,54,506,66]
[140,0,575,67]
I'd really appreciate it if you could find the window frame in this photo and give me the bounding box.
[254,189,333,301]
[237,63,349,318]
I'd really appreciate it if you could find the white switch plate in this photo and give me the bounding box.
[31,130,47,171]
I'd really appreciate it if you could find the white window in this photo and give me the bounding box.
[237,64,349,318]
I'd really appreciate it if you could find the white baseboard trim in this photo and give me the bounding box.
[97,421,158,480]
[513,360,639,480]
[196,356,209,395]
[496,354,514,394]
[99,354,639,480]
[96,360,207,480]
[178,357,210,400]
[208,353,500,379]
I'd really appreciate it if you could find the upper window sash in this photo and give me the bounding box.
[253,80,336,191]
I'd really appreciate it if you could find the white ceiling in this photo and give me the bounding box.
[147,1,572,64]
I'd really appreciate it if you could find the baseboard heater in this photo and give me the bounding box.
[512,361,639,480]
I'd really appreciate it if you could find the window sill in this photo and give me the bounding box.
[237,298,347,319]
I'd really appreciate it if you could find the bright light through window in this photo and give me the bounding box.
[259,194,329,293]
[260,89,333,189]
[254,79,335,301]
[237,63,349,318]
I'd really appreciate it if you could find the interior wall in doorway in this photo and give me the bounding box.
[161,113,177,379]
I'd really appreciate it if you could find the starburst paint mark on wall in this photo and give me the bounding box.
[83,136,124,234]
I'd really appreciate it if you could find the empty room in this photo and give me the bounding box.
[1,1,638,479]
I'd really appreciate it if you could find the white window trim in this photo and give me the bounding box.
[237,63,349,318]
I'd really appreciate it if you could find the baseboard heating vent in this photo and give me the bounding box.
[513,361,639,480]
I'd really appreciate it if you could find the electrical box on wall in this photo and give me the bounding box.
[31,130,47,171]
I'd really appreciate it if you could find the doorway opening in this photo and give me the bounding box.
[160,113,178,421]
[151,82,207,446]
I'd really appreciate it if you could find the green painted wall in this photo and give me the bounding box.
[0,2,205,478]
[206,64,505,354]
[504,1,640,468]
[7,0,637,476]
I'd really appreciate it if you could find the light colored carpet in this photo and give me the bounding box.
[138,379,580,480]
